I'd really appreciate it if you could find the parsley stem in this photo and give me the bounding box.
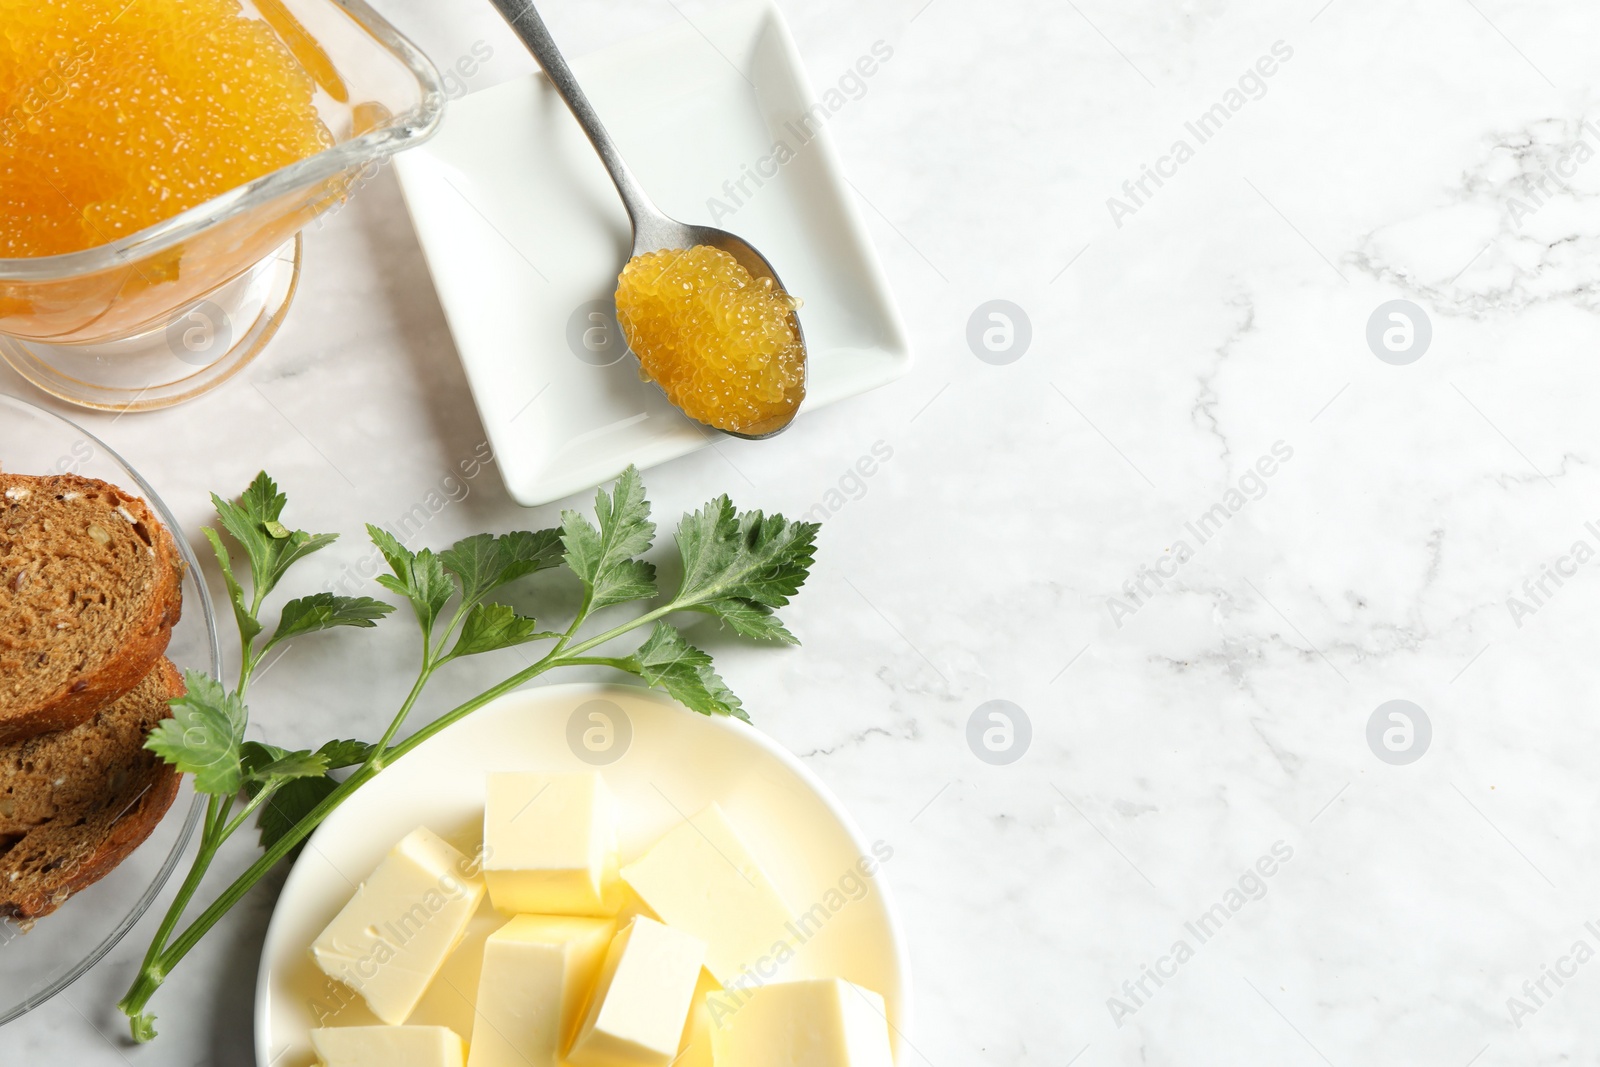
[219,786,274,842]
[556,587,595,653]
[366,662,437,771]
[118,508,768,1036]
[119,659,546,1029]
[132,798,222,979]
[560,601,676,658]
[117,604,673,1032]
[201,791,225,842]
[552,655,633,670]
[434,598,475,661]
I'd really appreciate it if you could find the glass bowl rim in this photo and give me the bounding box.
[0,391,222,1026]
[0,0,445,283]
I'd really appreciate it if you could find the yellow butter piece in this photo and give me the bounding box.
[466,914,615,1067]
[613,880,659,927]
[403,901,502,1040]
[674,968,721,1067]
[620,803,793,985]
[310,1025,467,1067]
[483,772,620,916]
[707,979,895,1067]
[311,827,485,1026]
[568,917,707,1067]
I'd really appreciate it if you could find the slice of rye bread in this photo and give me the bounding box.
[0,472,184,743]
[0,658,184,920]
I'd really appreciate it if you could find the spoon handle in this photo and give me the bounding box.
[487,0,663,232]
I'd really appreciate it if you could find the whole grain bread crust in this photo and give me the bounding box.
[0,473,184,744]
[0,659,185,920]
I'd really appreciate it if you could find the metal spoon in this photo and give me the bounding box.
[488,0,807,440]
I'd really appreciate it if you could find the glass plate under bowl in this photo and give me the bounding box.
[0,393,221,1026]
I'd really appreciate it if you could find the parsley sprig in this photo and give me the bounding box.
[118,467,818,1041]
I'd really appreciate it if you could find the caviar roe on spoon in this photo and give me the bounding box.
[488,0,809,440]
[614,245,804,437]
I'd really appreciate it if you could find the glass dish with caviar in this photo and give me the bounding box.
[0,0,444,411]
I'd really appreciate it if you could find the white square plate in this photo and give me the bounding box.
[395,0,911,506]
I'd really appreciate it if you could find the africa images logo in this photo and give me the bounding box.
[1107,441,1295,628]
[1106,841,1295,1027]
[1106,41,1295,228]
[704,40,894,224]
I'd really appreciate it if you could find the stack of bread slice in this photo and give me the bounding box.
[0,472,187,920]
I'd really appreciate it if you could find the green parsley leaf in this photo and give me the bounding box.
[265,593,394,652]
[446,602,551,659]
[368,522,414,577]
[201,527,262,648]
[368,525,456,635]
[620,622,746,720]
[314,738,375,769]
[240,741,346,855]
[668,497,817,642]
[441,529,564,607]
[238,740,287,778]
[254,774,338,855]
[239,469,286,521]
[562,466,657,609]
[212,473,337,605]
[674,499,818,609]
[500,529,568,576]
[239,741,328,786]
[145,672,249,795]
[683,599,797,644]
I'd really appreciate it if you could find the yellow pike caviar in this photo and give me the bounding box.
[615,245,804,435]
[0,0,333,258]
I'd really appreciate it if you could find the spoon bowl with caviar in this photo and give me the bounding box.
[489,0,807,440]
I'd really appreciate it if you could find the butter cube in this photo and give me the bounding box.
[707,979,895,1067]
[674,969,721,1067]
[311,1025,466,1067]
[467,914,615,1067]
[620,804,792,985]
[568,917,706,1067]
[311,827,485,1025]
[484,772,620,916]
[404,902,502,1040]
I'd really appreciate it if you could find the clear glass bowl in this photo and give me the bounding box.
[0,0,445,412]
[0,393,222,1026]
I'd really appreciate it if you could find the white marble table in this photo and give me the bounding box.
[8,0,1600,1062]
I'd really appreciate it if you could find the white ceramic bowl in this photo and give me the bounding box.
[0,392,221,1025]
[254,682,911,1066]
